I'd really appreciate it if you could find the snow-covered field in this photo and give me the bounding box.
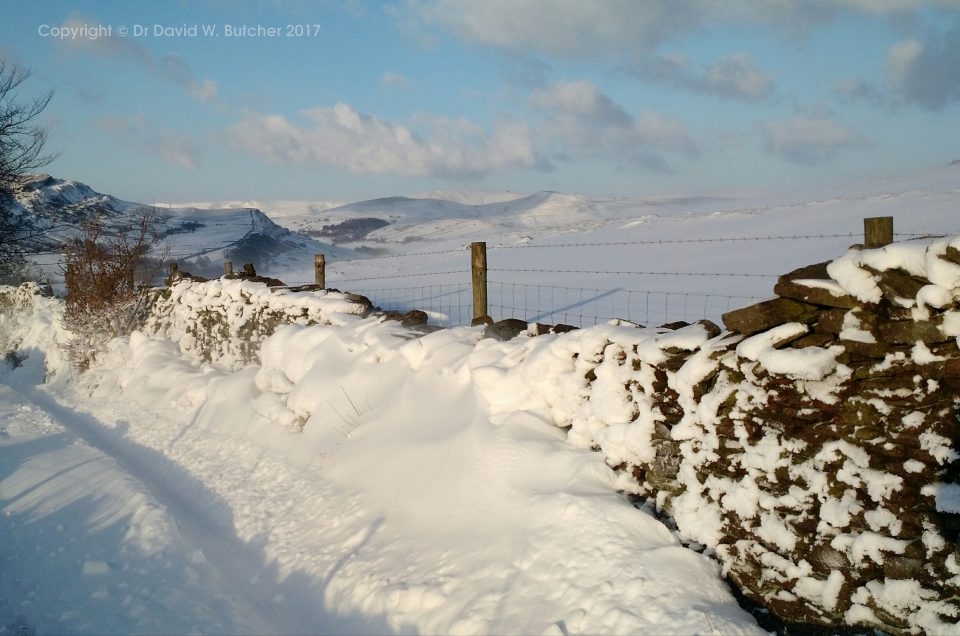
[241,164,960,327]
[1,163,959,634]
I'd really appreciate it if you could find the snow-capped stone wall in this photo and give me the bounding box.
[0,282,67,379]
[0,283,44,355]
[560,236,960,633]
[142,279,373,368]
[4,235,960,633]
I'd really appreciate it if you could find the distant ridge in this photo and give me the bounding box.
[10,174,352,280]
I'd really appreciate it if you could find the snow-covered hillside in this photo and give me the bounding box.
[244,163,960,327]
[9,175,351,284]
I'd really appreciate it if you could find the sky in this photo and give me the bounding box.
[3,0,960,204]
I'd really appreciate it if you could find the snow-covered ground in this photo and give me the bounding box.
[240,164,960,327]
[0,290,764,635]
[1,163,959,634]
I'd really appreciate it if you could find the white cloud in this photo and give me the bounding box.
[399,0,960,58]
[884,23,960,109]
[97,114,203,170]
[636,51,775,102]
[57,15,218,103]
[403,0,695,57]
[833,77,888,105]
[887,39,924,84]
[529,80,632,126]
[380,71,412,89]
[760,116,867,165]
[702,53,775,101]
[227,103,540,178]
[401,3,785,101]
[158,54,219,103]
[834,19,960,110]
[501,57,553,88]
[57,16,153,66]
[838,0,960,12]
[530,80,698,172]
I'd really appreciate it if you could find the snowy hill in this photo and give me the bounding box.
[240,163,960,327]
[10,175,352,282]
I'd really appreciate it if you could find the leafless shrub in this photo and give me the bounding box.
[60,207,168,370]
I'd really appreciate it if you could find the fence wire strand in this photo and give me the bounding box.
[347,283,471,327]
[489,233,861,249]
[490,268,777,278]
[332,270,469,283]
[289,227,958,328]
[487,281,762,327]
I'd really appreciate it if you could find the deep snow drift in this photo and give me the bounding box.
[0,283,765,634]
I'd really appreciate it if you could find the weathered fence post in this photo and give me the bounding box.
[224,261,233,276]
[471,241,488,321]
[864,216,894,248]
[314,253,325,288]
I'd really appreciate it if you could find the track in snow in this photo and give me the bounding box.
[0,380,386,635]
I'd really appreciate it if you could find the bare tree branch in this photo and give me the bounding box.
[0,60,56,278]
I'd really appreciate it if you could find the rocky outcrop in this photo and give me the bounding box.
[562,237,960,633]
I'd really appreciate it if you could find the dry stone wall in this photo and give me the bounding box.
[4,234,960,633]
[563,236,960,633]
[142,278,374,368]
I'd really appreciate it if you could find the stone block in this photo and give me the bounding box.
[722,297,820,335]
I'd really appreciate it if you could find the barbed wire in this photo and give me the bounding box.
[324,230,956,261]
[490,233,860,249]
[346,282,470,294]
[335,247,465,263]
[488,280,764,298]
[489,268,777,278]
[332,270,469,283]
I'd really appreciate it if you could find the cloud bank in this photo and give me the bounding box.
[760,116,867,165]
[98,114,203,170]
[57,15,219,103]
[530,80,698,172]
[227,103,540,178]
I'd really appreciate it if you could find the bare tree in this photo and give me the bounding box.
[0,60,55,278]
[61,207,169,370]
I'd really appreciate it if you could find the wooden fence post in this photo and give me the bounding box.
[315,254,326,288]
[864,217,893,248]
[224,261,233,276]
[471,241,488,321]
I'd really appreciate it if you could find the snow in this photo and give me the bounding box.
[826,250,884,304]
[839,311,877,343]
[143,278,370,367]
[1,295,763,634]
[2,163,960,634]
[221,164,960,327]
[735,323,842,380]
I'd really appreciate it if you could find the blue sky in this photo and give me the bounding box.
[4,0,960,203]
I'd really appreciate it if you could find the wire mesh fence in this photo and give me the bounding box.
[254,223,960,330]
[487,282,763,327]
[347,279,765,329]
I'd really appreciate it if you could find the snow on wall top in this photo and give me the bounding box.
[141,278,372,368]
